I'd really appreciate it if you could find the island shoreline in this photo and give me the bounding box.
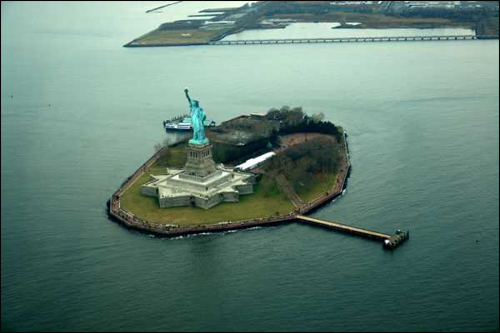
[107,131,351,238]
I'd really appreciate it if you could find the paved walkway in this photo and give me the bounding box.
[276,173,304,208]
[296,215,391,241]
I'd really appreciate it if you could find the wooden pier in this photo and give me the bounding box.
[210,35,477,46]
[296,215,409,249]
[296,215,390,240]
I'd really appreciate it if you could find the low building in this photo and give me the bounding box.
[404,1,461,9]
[235,152,276,171]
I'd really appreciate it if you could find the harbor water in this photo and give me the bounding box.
[1,2,498,332]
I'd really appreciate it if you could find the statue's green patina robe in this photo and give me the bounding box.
[185,89,209,145]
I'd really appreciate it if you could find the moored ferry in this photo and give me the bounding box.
[163,115,216,132]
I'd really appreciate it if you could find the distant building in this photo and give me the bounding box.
[404,1,462,9]
[330,1,379,5]
[203,20,236,25]
[200,20,236,30]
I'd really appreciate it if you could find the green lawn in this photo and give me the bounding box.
[295,173,337,203]
[119,138,340,225]
[132,29,222,45]
[154,143,187,168]
[120,145,294,226]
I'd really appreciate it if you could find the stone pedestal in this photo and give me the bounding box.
[183,143,217,178]
[141,141,255,210]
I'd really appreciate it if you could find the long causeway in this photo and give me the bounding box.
[210,35,477,46]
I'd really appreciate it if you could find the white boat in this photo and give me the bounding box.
[163,116,215,132]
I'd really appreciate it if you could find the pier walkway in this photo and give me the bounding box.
[276,174,304,208]
[296,215,390,241]
[296,215,409,249]
[210,35,476,46]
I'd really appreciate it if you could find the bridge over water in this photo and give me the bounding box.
[210,35,477,46]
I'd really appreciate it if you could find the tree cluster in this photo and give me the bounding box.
[265,136,341,192]
[267,106,342,142]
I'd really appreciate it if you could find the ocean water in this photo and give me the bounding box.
[1,2,498,332]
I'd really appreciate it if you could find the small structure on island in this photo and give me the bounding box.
[141,89,255,210]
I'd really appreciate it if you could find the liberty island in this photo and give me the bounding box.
[107,90,407,248]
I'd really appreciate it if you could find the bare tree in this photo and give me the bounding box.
[311,112,325,123]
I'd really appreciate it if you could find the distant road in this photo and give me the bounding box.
[146,1,182,14]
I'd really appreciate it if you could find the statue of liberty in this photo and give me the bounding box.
[184,88,209,145]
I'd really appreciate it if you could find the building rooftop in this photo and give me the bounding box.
[236,152,276,171]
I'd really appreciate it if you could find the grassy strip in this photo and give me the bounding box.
[295,173,337,203]
[130,29,222,46]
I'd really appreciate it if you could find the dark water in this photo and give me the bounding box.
[1,2,498,332]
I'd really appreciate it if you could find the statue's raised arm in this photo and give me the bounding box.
[184,88,192,107]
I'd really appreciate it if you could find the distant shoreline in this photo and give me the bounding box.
[124,33,498,48]
[125,1,498,48]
